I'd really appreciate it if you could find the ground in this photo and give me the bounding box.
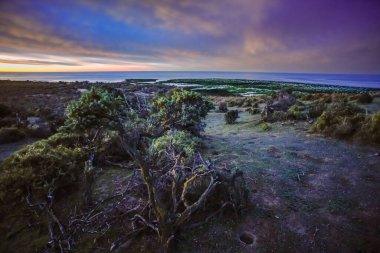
[176,108,380,253]
[1,106,380,253]
[1,81,380,252]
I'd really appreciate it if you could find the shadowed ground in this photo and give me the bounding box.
[176,108,380,253]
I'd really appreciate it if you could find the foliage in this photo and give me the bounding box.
[0,136,86,206]
[61,87,125,135]
[224,110,239,124]
[60,87,126,171]
[356,112,380,144]
[151,88,213,135]
[271,111,288,121]
[311,101,365,138]
[308,102,326,118]
[44,132,84,148]
[246,107,261,115]
[260,122,272,131]
[0,127,26,144]
[151,130,200,159]
[161,79,380,96]
[218,102,228,112]
[353,93,373,104]
[287,105,307,120]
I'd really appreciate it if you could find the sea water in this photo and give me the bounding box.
[0,71,379,88]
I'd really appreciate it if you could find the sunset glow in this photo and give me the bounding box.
[0,0,379,73]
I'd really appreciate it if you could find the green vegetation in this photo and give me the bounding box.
[160,79,380,96]
[0,86,248,253]
[310,100,380,144]
[224,110,239,124]
[287,104,307,120]
[152,130,200,160]
[1,80,380,253]
[0,134,86,208]
[356,112,380,143]
[152,88,214,134]
[218,102,228,112]
[247,107,261,115]
[60,87,125,170]
[260,122,272,131]
[61,87,124,134]
[351,93,373,104]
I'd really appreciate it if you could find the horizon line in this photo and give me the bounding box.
[1,70,380,76]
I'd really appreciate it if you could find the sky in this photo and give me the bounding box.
[0,0,379,73]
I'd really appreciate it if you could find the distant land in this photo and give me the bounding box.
[0,71,379,88]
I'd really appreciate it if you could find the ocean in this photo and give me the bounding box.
[0,71,379,88]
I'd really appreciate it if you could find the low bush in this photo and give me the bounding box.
[331,93,349,103]
[356,112,380,144]
[151,130,200,159]
[218,102,228,112]
[352,93,373,104]
[224,110,239,124]
[242,100,252,107]
[45,132,84,148]
[246,107,260,115]
[272,111,288,121]
[260,122,272,131]
[0,127,26,144]
[287,105,307,120]
[308,102,326,118]
[152,89,213,135]
[0,138,87,207]
[311,101,365,138]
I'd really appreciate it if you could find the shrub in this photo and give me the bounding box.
[0,139,86,206]
[60,87,126,170]
[246,107,260,115]
[333,114,365,139]
[45,132,84,148]
[287,105,306,120]
[61,87,125,134]
[152,89,213,135]
[227,100,237,107]
[260,122,272,131]
[356,112,380,144]
[353,93,373,104]
[152,130,200,159]
[308,102,326,118]
[272,111,288,121]
[242,100,252,107]
[311,101,365,138]
[331,93,349,103]
[218,102,228,113]
[0,127,26,144]
[224,110,239,124]
[0,104,12,118]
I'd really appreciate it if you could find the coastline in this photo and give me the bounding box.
[0,71,379,88]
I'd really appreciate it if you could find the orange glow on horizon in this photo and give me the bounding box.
[0,64,157,73]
